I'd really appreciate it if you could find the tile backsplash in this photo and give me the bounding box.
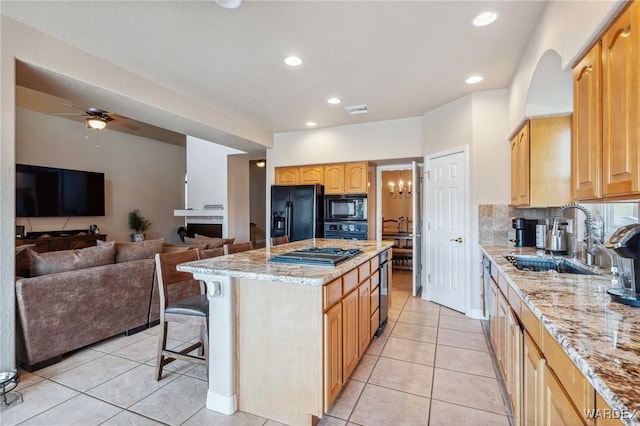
[478,204,560,245]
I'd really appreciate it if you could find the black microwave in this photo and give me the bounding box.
[325,195,367,221]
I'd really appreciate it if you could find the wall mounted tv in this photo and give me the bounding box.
[16,164,105,217]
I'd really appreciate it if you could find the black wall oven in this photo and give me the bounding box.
[324,221,368,240]
[324,195,367,221]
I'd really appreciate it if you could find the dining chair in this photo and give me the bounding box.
[224,241,254,254]
[269,235,289,246]
[154,250,208,381]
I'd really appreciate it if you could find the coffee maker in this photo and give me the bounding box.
[512,218,537,247]
[605,223,640,307]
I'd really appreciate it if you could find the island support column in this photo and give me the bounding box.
[193,273,237,415]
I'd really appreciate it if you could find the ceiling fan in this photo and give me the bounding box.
[51,106,140,131]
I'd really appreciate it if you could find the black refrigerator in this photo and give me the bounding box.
[271,184,324,242]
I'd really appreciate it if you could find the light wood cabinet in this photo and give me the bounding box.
[572,42,602,200]
[523,331,545,426]
[602,0,640,198]
[300,165,324,185]
[344,162,368,194]
[595,392,625,426]
[274,167,299,185]
[543,365,586,426]
[342,288,359,379]
[324,164,345,194]
[511,116,571,207]
[358,279,371,356]
[324,302,342,407]
[506,307,522,422]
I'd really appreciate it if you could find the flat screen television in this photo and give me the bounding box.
[16,164,105,217]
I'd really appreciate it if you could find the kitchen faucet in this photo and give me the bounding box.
[552,203,596,265]
[584,234,618,273]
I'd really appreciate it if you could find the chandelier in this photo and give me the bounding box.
[388,174,412,199]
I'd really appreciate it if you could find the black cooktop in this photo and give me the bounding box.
[269,246,362,267]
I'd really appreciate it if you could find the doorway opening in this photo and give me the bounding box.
[381,168,414,271]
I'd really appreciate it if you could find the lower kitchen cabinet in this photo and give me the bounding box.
[524,332,545,426]
[543,365,586,426]
[358,279,371,356]
[324,302,342,407]
[342,289,359,379]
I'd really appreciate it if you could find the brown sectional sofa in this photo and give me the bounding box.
[14,235,231,370]
[15,238,165,370]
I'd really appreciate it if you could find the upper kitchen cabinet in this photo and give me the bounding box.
[324,164,345,194]
[511,116,571,207]
[572,42,602,200]
[344,162,368,194]
[602,0,640,198]
[274,167,300,185]
[299,165,324,185]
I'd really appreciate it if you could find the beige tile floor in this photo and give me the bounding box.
[1,271,510,426]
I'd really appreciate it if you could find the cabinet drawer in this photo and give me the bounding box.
[543,328,594,422]
[324,278,343,310]
[370,308,379,339]
[370,255,379,272]
[343,269,359,294]
[370,270,380,291]
[498,271,509,295]
[521,301,542,348]
[358,261,371,281]
[508,286,522,318]
[370,285,380,312]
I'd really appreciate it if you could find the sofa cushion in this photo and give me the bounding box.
[188,234,235,249]
[200,247,225,259]
[28,241,116,277]
[182,237,209,250]
[110,238,165,263]
[161,245,193,253]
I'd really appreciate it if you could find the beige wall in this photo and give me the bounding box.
[16,108,186,243]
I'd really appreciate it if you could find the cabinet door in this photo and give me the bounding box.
[342,289,359,379]
[275,167,300,185]
[602,1,640,197]
[518,124,531,206]
[345,162,368,194]
[543,366,586,426]
[300,166,324,185]
[511,135,520,206]
[506,309,522,423]
[497,290,509,378]
[324,164,345,194]
[489,281,499,353]
[324,302,343,410]
[523,332,545,426]
[572,42,602,200]
[358,279,371,355]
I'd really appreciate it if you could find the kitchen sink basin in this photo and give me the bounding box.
[503,254,600,275]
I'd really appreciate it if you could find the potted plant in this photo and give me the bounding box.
[128,209,151,242]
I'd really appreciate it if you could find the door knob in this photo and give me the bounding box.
[450,237,463,243]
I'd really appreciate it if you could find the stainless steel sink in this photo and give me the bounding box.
[503,254,601,275]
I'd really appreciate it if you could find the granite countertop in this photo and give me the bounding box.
[482,245,640,425]
[177,238,395,286]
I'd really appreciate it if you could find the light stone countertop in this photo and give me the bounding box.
[482,245,640,425]
[177,238,395,286]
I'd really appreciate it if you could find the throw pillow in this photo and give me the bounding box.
[114,238,165,263]
[193,234,235,248]
[15,244,36,278]
[183,237,209,250]
[161,245,192,253]
[200,247,225,259]
[29,241,116,277]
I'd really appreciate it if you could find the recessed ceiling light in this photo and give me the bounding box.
[473,11,498,27]
[284,56,302,67]
[465,75,483,84]
[306,121,317,127]
[327,97,341,105]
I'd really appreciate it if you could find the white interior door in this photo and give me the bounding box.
[411,161,422,297]
[425,151,466,312]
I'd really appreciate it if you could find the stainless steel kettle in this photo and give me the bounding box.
[545,223,568,254]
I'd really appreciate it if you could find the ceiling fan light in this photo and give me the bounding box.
[86,117,107,130]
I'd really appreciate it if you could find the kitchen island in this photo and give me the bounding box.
[482,245,640,426]
[178,238,394,426]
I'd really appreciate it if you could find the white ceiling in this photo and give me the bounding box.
[2,1,548,149]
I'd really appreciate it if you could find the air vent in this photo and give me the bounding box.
[345,104,369,115]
